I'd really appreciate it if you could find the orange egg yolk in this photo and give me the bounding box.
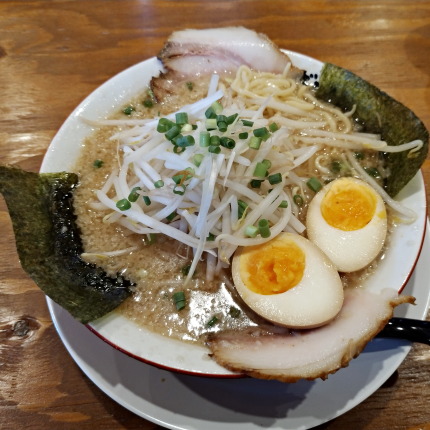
[321,179,378,231]
[240,238,305,295]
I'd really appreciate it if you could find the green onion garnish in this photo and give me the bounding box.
[157,118,174,133]
[199,131,210,147]
[253,127,270,141]
[262,159,272,170]
[116,198,131,211]
[93,159,104,168]
[220,137,235,149]
[181,264,191,276]
[238,199,248,219]
[330,160,342,173]
[217,115,228,132]
[193,153,204,167]
[173,184,186,195]
[128,186,141,202]
[173,145,186,154]
[211,101,223,114]
[146,233,157,244]
[166,211,177,222]
[143,98,153,108]
[165,124,181,141]
[258,218,271,238]
[250,179,263,188]
[364,167,381,178]
[173,291,186,311]
[249,136,262,150]
[186,81,194,91]
[226,113,239,125]
[175,112,188,125]
[279,200,289,208]
[154,180,164,188]
[229,306,241,318]
[175,135,195,147]
[293,194,304,206]
[206,232,216,241]
[208,145,221,154]
[241,119,254,127]
[245,225,259,237]
[268,172,282,185]
[205,106,217,119]
[205,118,217,130]
[210,135,220,146]
[206,315,219,327]
[142,196,151,206]
[354,151,365,160]
[307,177,323,192]
[239,132,249,139]
[122,105,135,115]
[269,122,279,132]
[253,162,267,178]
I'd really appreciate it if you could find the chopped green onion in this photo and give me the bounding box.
[208,145,221,154]
[220,137,235,149]
[154,180,164,188]
[205,106,217,119]
[262,159,272,170]
[229,306,241,318]
[146,233,157,244]
[175,112,188,124]
[354,151,365,160]
[93,159,104,168]
[142,196,151,206]
[226,113,239,125]
[218,121,228,132]
[268,172,282,185]
[239,132,249,139]
[258,218,271,238]
[249,136,262,150]
[205,118,217,130]
[210,135,220,146]
[307,177,323,192]
[206,232,216,241]
[186,81,193,91]
[253,127,270,141]
[165,124,181,141]
[122,105,135,115]
[238,199,248,219]
[173,291,186,311]
[211,101,223,114]
[157,118,174,133]
[364,167,381,178]
[206,315,219,327]
[330,160,343,173]
[241,119,254,127]
[143,98,153,108]
[173,184,186,195]
[193,153,204,167]
[245,225,259,237]
[128,186,141,202]
[181,123,193,132]
[250,179,263,188]
[116,198,131,211]
[173,145,186,154]
[166,211,177,222]
[181,264,191,276]
[269,122,279,132]
[199,131,210,147]
[253,162,268,178]
[279,200,289,208]
[293,194,304,206]
[175,135,195,147]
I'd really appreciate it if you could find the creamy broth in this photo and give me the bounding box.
[72,74,391,345]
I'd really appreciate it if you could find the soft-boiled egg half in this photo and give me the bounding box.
[306,177,387,273]
[232,232,344,329]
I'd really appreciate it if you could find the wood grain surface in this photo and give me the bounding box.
[1,1,429,429]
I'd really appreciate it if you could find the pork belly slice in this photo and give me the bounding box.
[151,27,300,104]
[206,288,414,382]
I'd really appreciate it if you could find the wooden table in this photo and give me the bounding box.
[1,1,429,429]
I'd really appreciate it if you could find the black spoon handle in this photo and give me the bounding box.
[377,317,430,345]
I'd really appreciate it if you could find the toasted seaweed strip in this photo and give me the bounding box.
[0,165,132,323]
[316,63,429,197]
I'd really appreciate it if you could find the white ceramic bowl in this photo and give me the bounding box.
[41,51,428,377]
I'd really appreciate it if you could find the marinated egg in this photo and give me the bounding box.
[306,177,387,273]
[232,232,344,329]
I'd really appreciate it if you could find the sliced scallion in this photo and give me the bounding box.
[307,177,322,192]
[253,127,270,141]
[239,132,249,140]
[268,172,282,185]
[142,196,151,206]
[258,218,271,238]
[208,145,221,154]
[293,194,304,206]
[269,122,279,132]
[166,211,177,222]
[241,119,254,127]
[245,225,259,237]
[205,118,217,130]
[279,200,289,208]
[206,315,219,327]
[128,186,141,202]
[173,291,186,311]
[220,137,235,149]
[175,112,188,125]
[253,162,267,178]
[193,153,204,167]
[116,198,131,211]
[165,124,181,141]
[249,136,262,150]
[199,131,210,147]
[154,180,164,188]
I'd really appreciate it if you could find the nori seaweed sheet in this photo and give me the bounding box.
[316,63,429,197]
[0,165,132,323]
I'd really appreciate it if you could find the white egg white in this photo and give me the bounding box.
[306,177,387,273]
[232,232,344,329]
